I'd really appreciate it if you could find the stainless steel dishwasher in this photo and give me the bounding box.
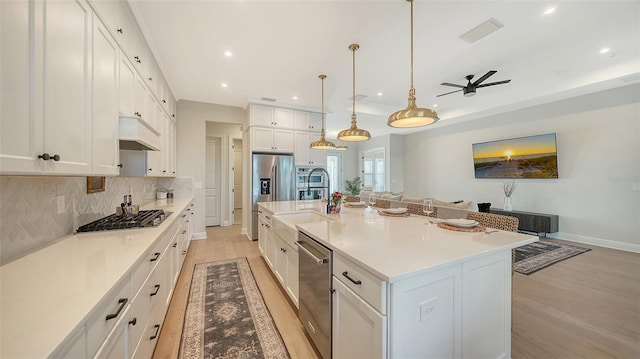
[297,231,332,359]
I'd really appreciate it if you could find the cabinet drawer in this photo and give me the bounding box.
[334,254,387,315]
[86,277,131,357]
[131,230,172,295]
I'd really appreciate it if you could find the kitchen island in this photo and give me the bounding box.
[258,200,537,359]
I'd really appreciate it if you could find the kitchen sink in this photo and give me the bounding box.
[272,212,331,246]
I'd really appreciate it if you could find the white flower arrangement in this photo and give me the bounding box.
[503,181,517,197]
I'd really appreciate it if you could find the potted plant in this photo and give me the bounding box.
[344,177,362,195]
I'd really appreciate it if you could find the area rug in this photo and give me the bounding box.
[514,239,591,275]
[179,257,290,359]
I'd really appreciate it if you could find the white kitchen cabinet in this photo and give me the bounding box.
[249,104,275,127]
[249,104,295,129]
[274,234,288,284]
[93,306,130,359]
[0,0,43,173]
[251,127,294,153]
[274,108,295,128]
[92,19,120,175]
[332,277,387,359]
[283,239,299,307]
[2,0,95,175]
[258,217,267,256]
[119,56,135,117]
[294,131,327,166]
[42,0,93,174]
[294,111,322,131]
[165,117,177,176]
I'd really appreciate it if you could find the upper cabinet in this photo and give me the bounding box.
[1,0,176,176]
[294,111,322,132]
[1,0,94,175]
[92,19,120,175]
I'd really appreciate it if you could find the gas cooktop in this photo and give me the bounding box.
[76,209,171,233]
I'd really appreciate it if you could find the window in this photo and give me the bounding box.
[361,148,385,192]
[326,152,343,193]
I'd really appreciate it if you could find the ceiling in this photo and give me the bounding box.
[129,0,640,139]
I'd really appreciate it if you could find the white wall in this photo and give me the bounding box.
[176,100,245,239]
[403,84,640,251]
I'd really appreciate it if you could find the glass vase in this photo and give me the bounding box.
[503,197,513,211]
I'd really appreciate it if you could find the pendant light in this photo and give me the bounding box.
[338,44,371,142]
[388,0,439,128]
[335,140,348,151]
[310,74,336,150]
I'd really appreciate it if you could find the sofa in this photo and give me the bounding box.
[351,191,476,220]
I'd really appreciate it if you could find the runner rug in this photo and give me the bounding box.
[514,239,591,275]
[179,257,290,359]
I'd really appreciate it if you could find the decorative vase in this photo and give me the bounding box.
[503,197,513,211]
[331,203,342,213]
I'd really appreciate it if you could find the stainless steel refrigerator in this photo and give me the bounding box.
[252,153,295,239]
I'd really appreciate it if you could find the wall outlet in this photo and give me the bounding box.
[419,297,438,322]
[56,195,65,214]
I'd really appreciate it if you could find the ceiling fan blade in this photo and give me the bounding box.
[440,82,466,88]
[476,79,512,88]
[472,70,497,86]
[436,89,463,97]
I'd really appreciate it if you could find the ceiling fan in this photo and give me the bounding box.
[437,70,511,97]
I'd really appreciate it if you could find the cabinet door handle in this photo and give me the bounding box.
[172,242,177,248]
[150,284,161,296]
[181,250,187,255]
[342,271,362,285]
[38,153,60,161]
[182,214,186,218]
[117,164,123,168]
[162,99,166,103]
[117,28,123,34]
[148,77,152,81]
[281,248,286,253]
[105,298,128,320]
[149,324,160,340]
[129,318,137,326]
[150,252,160,262]
[182,230,187,234]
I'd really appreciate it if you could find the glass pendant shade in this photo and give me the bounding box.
[310,74,336,150]
[338,43,370,142]
[388,0,439,128]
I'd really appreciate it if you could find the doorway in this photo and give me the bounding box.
[205,137,221,226]
[233,139,243,224]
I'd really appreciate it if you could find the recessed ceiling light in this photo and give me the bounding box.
[224,50,233,57]
[543,7,556,15]
[292,96,298,100]
[599,48,611,54]
[221,83,228,88]
[377,92,383,97]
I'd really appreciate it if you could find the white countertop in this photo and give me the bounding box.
[260,200,537,283]
[0,198,193,359]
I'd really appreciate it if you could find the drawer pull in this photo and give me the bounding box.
[181,250,187,255]
[182,230,187,234]
[265,215,271,220]
[150,324,160,340]
[172,242,177,248]
[129,318,137,326]
[182,214,187,218]
[150,252,160,262]
[150,284,161,297]
[105,298,128,321]
[342,271,362,285]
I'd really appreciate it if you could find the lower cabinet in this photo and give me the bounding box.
[332,277,387,359]
[94,306,131,359]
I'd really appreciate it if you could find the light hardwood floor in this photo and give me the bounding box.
[152,224,319,359]
[154,226,640,358]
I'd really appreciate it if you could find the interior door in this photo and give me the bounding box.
[205,137,221,226]
[233,139,243,224]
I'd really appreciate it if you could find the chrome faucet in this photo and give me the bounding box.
[307,167,331,213]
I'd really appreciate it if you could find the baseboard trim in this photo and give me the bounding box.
[547,232,640,253]
[191,232,207,241]
[240,227,252,241]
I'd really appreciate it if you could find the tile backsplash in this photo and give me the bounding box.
[0,176,160,265]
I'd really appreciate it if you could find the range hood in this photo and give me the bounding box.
[119,116,160,151]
